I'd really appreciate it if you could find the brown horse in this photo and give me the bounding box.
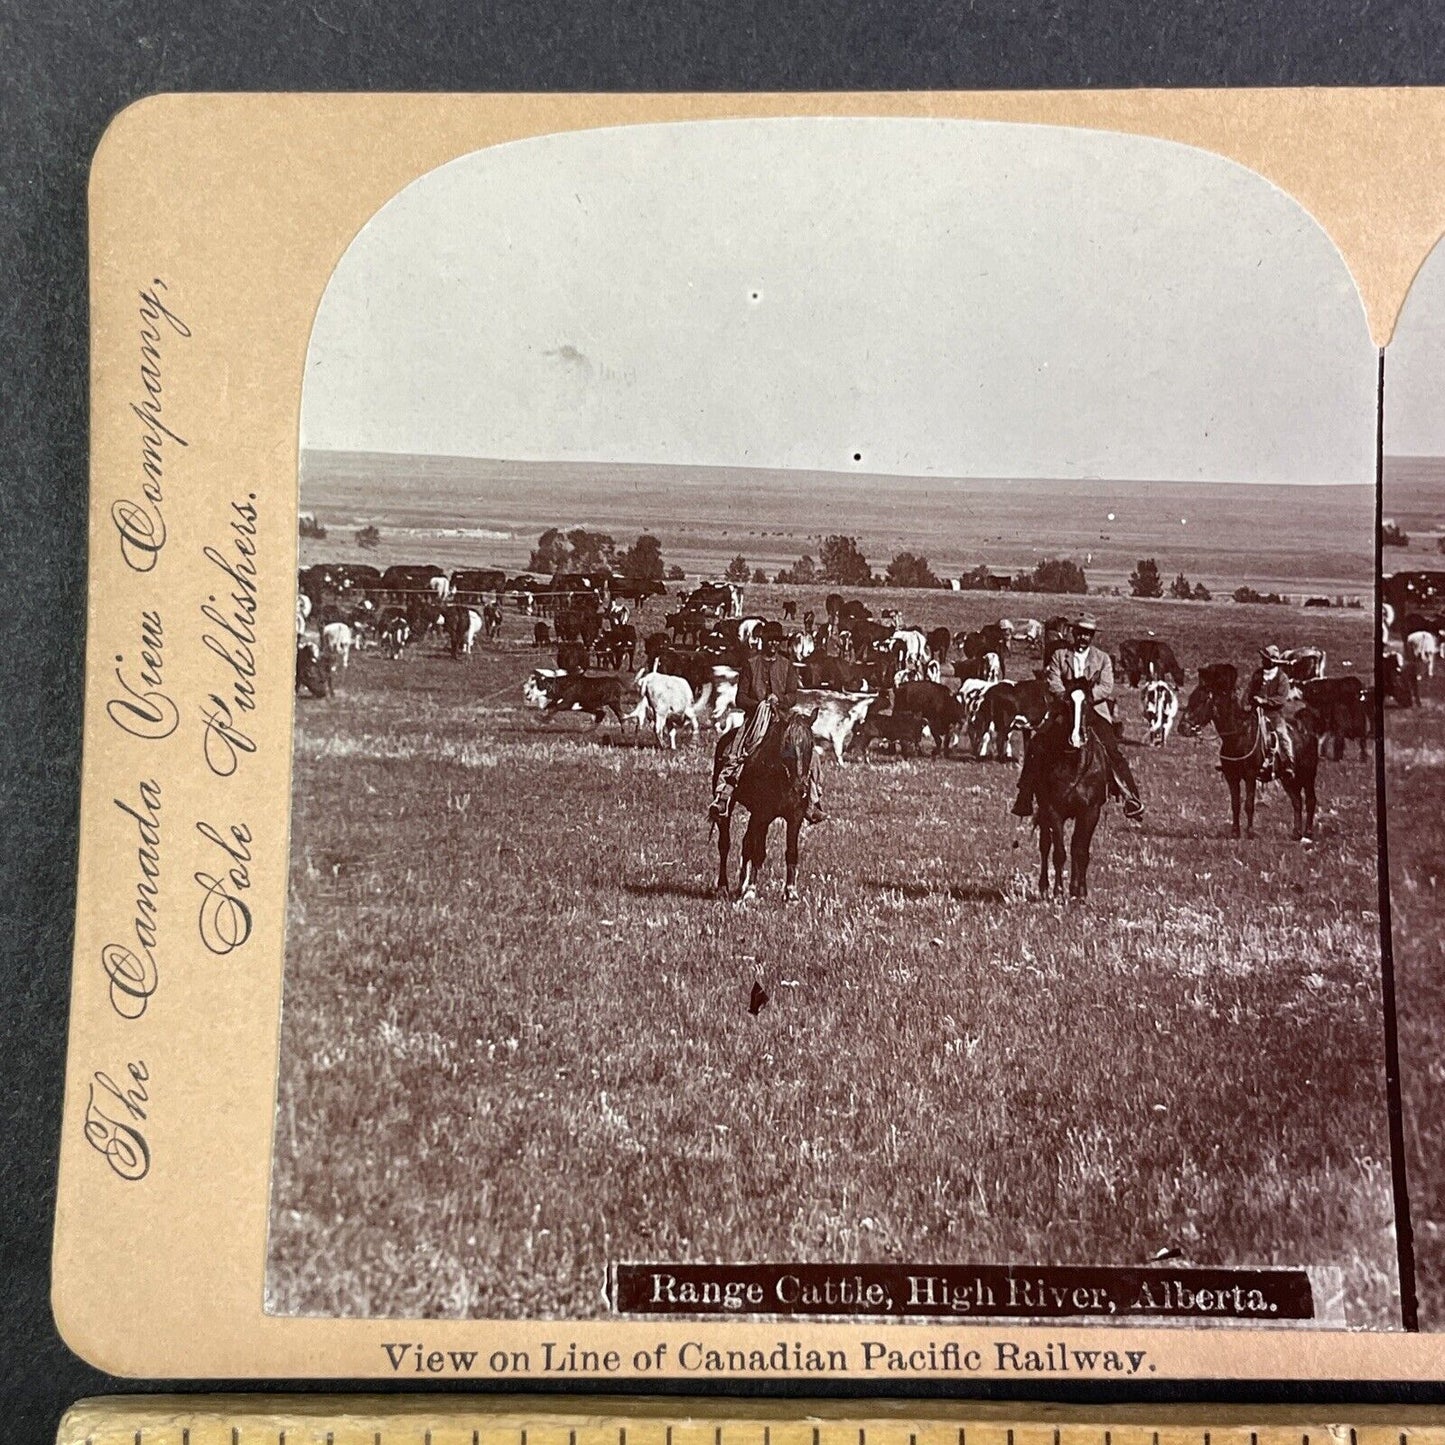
[1033,678,1110,900]
[711,713,816,902]
[1179,667,1319,842]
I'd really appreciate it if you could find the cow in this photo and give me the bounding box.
[852,708,928,759]
[1382,648,1420,709]
[1278,646,1326,683]
[595,624,638,672]
[608,576,668,608]
[446,605,483,659]
[1002,617,1044,653]
[523,669,626,726]
[1407,629,1439,678]
[320,620,354,669]
[556,640,590,674]
[625,669,705,749]
[1141,679,1180,748]
[1300,676,1370,761]
[925,626,952,664]
[406,594,447,643]
[847,619,893,661]
[1118,638,1186,688]
[1304,596,1332,609]
[789,629,816,664]
[643,630,671,667]
[973,677,1049,761]
[890,629,930,671]
[295,592,312,637]
[953,651,1002,684]
[958,623,1010,660]
[427,574,454,603]
[532,621,551,650]
[892,679,967,757]
[379,611,411,660]
[654,647,720,696]
[782,600,798,621]
[791,690,879,764]
[482,601,503,640]
[803,654,888,693]
[295,641,332,698]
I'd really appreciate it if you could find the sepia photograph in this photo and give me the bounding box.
[1382,233,1445,1328]
[266,119,1395,1325]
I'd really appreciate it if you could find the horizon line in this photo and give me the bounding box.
[301,447,1373,489]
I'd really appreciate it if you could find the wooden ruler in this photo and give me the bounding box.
[52,1397,1445,1445]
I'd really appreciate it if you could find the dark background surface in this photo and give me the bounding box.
[7,1,1445,1439]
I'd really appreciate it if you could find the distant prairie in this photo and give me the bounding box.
[301,451,1373,598]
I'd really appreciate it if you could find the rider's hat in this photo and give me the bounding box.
[1260,645,1285,664]
[759,620,787,646]
[1074,613,1099,635]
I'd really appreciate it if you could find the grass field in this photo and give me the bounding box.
[265,584,1397,1325]
[1386,673,1445,1327]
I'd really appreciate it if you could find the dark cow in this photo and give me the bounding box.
[958,623,1010,660]
[295,641,333,698]
[532,621,551,649]
[378,610,411,660]
[892,680,967,757]
[852,709,927,758]
[973,677,1049,761]
[846,619,892,661]
[1382,649,1420,708]
[926,626,952,664]
[405,593,447,642]
[481,601,503,640]
[609,576,669,607]
[654,647,720,696]
[1118,638,1186,688]
[666,609,714,645]
[1304,596,1332,609]
[782,600,798,621]
[643,630,672,666]
[953,652,1004,684]
[525,670,627,726]
[556,640,590,674]
[1301,676,1370,761]
[803,654,889,693]
[595,624,638,671]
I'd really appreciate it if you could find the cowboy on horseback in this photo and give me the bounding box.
[1246,645,1295,782]
[708,620,825,827]
[1012,613,1145,821]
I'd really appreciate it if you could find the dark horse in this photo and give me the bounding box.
[1178,665,1319,842]
[1032,677,1109,900]
[711,712,816,902]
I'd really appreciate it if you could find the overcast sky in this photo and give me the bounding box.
[304,118,1376,485]
[1387,235,1445,456]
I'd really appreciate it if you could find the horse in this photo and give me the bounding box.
[1032,677,1110,900]
[1178,668,1318,842]
[711,712,816,902]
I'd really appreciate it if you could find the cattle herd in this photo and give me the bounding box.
[1381,570,1445,710]
[295,560,1378,790]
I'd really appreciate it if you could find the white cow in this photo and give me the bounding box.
[626,670,703,749]
[320,621,354,669]
[428,575,454,603]
[453,607,483,656]
[959,680,1001,756]
[1407,629,1439,678]
[789,630,816,663]
[1141,679,1180,748]
[295,592,312,636]
[792,689,879,764]
[1002,617,1044,652]
[890,629,929,669]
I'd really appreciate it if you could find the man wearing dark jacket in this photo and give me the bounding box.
[708,621,825,825]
